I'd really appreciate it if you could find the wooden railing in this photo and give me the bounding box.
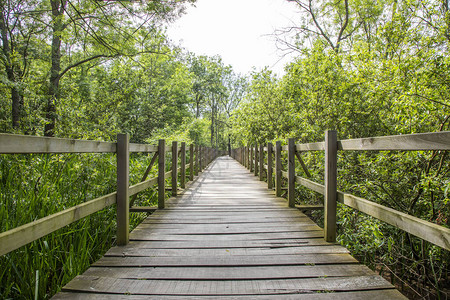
[0,133,220,256]
[231,131,450,251]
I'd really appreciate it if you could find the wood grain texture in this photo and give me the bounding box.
[338,131,450,151]
[0,133,116,153]
[56,157,405,299]
[0,193,116,256]
[53,290,407,299]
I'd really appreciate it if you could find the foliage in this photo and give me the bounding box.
[230,0,450,297]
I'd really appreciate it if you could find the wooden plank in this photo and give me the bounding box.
[129,231,324,241]
[295,176,325,195]
[296,142,325,151]
[296,204,324,211]
[128,143,158,153]
[105,245,349,257]
[288,138,295,207]
[116,133,129,246]
[128,177,157,196]
[54,290,407,299]
[254,144,259,177]
[171,141,178,196]
[0,192,116,256]
[93,253,358,267]
[339,131,450,151]
[83,264,371,280]
[142,216,311,224]
[275,141,282,197]
[295,152,312,178]
[131,225,323,234]
[180,142,186,188]
[337,191,450,251]
[189,144,194,181]
[259,144,264,181]
[158,139,166,209]
[129,206,157,213]
[101,239,331,249]
[0,133,116,154]
[62,275,393,295]
[324,130,337,242]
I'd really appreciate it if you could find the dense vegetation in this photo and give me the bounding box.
[0,0,246,298]
[231,0,449,298]
[1,0,449,298]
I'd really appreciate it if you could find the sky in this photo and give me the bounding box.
[166,0,299,76]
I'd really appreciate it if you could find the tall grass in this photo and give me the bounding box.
[0,152,156,299]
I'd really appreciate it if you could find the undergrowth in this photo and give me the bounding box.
[0,152,157,299]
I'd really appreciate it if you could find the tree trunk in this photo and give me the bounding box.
[0,9,24,129]
[45,0,65,136]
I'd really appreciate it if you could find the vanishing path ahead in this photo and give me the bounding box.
[54,156,405,299]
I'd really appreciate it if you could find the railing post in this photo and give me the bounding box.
[116,133,129,246]
[181,142,186,189]
[254,144,258,176]
[172,141,178,197]
[259,144,264,181]
[158,139,166,209]
[189,144,194,181]
[199,146,203,172]
[288,138,296,208]
[275,141,282,197]
[324,130,338,242]
[247,146,250,170]
[267,142,273,190]
[195,145,199,175]
[244,147,247,168]
[250,146,254,172]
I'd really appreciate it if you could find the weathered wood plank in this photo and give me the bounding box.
[131,224,323,234]
[62,275,393,295]
[295,176,325,194]
[116,134,129,246]
[0,192,116,256]
[53,290,407,299]
[93,253,358,267]
[324,130,338,242]
[129,206,157,213]
[128,177,157,196]
[337,191,450,251]
[128,143,158,153]
[99,239,331,249]
[296,142,325,151]
[129,231,324,241]
[339,131,450,151]
[0,133,116,153]
[105,245,349,257]
[83,264,370,280]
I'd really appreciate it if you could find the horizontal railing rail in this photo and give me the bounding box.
[0,133,220,256]
[231,131,450,251]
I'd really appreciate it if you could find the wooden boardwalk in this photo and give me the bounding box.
[54,156,406,299]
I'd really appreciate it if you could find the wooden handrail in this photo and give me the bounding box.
[234,130,450,250]
[0,133,218,256]
[0,192,116,256]
[0,133,116,153]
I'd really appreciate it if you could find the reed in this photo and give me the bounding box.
[0,152,155,299]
